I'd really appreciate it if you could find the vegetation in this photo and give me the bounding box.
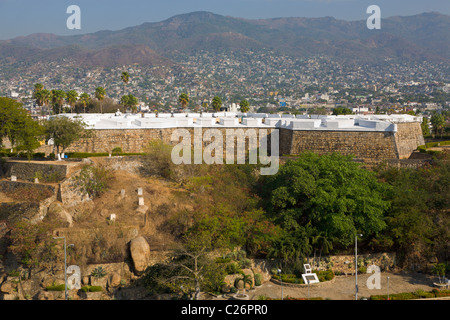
[120,94,139,112]
[81,285,102,292]
[258,152,390,270]
[0,97,44,159]
[95,87,106,114]
[239,99,250,113]
[8,221,57,268]
[211,96,222,112]
[74,165,114,198]
[370,289,450,300]
[43,116,90,158]
[178,93,190,110]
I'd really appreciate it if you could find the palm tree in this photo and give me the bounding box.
[234,273,253,296]
[33,83,44,97]
[212,96,222,112]
[95,87,106,114]
[120,94,139,113]
[51,89,66,114]
[178,93,189,111]
[239,99,250,113]
[430,112,446,138]
[79,93,90,113]
[121,71,130,96]
[66,90,78,113]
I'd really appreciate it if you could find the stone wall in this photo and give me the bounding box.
[2,160,68,182]
[66,127,278,160]
[283,129,398,161]
[63,123,424,163]
[394,122,425,159]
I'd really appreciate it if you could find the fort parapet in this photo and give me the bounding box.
[57,112,424,163]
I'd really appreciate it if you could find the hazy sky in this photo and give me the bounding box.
[0,0,449,40]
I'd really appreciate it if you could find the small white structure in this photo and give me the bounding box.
[138,197,144,206]
[302,264,319,284]
[10,175,17,182]
[137,188,143,196]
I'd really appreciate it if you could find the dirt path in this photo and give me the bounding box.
[213,272,444,300]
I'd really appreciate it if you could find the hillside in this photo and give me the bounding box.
[0,11,448,68]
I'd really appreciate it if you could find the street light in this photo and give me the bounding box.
[387,276,390,300]
[355,233,363,300]
[277,268,283,300]
[53,236,74,300]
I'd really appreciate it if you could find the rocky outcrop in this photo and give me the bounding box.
[129,236,151,275]
[45,202,73,227]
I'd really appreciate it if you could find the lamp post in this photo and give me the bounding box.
[53,236,73,300]
[387,276,390,300]
[278,268,283,300]
[355,233,363,300]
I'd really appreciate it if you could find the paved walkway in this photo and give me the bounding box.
[212,272,444,300]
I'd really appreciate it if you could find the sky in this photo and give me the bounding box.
[0,0,449,40]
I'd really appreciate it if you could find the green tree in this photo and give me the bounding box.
[332,107,352,115]
[79,93,90,113]
[421,117,431,137]
[430,112,446,138]
[260,152,390,250]
[178,93,189,110]
[239,99,250,113]
[43,116,90,160]
[120,94,139,113]
[95,87,106,114]
[66,90,78,113]
[376,163,449,261]
[51,89,66,114]
[0,97,43,157]
[121,71,130,96]
[212,96,222,112]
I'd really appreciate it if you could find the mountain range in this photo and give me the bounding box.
[0,11,449,68]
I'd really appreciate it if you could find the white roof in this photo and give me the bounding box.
[55,113,421,132]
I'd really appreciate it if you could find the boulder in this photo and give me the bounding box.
[108,272,121,288]
[129,236,151,275]
[0,281,15,294]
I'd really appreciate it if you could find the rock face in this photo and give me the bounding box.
[129,236,151,275]
[46,202,73,227]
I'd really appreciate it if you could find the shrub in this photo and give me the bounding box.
[225,262,241,275]
[74,165,113,198]
[215,257,231,264]
[141,140,178,180]
[370,289,450,300]
[81,285,102,292]
[46,284,66,291]
[91,266,107,279]
[240,258,252,269]
[254,273,262,286]
[112,147,122,156]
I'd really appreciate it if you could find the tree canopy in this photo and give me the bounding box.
[43,116,90,156]
[259,152,390,257]
[0,97,44,156]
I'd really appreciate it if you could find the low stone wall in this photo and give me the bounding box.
[270,276,337,288]
[2,160,68,182]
